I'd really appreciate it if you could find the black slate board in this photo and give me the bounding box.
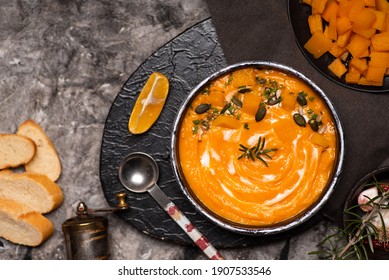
[99,19,323,248]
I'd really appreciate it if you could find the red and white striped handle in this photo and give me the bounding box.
[165,202,224,260]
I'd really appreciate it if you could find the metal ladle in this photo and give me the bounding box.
[118,152,223,260]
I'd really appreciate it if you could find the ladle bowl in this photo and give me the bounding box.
[118,153,158,193]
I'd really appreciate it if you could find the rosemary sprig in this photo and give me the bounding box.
[237,137,277,167]
[238,144,256,161]
[310,180,389,260]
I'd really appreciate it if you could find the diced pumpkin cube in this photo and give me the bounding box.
[329,44,347,57]
[337,30,353,47]
[328,58,347,78]
[338,0,354,17]
[352,23,376,38]
[371,32,389,51]
[372,10,387,31]
[337,16,352,35]
[212,115,241,129]
[230,68,257,88]
[360,48,370,57]
[310,133,330,148]
[348,0,365,23]
[351,8,376,28]
[348,65,361,73]
[308,14,323,34]
[349,57,368,73]
[358,76,383,86]
[345,72,361,84]
[242,94,262,115]
[365,65,386,83]
[346,34,371,58]
[369,51,389,68]
[206,90,225,108]
[312,0,329,14]
[282,92,297,110]
[304,32,334,58]
[322,1,340,22]
[328,15,338,40]
[376,0,389,13]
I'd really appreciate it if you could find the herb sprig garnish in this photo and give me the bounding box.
[238,137,278,167]
[310,179,389,260]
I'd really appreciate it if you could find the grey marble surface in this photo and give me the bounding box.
[0,0,335,260]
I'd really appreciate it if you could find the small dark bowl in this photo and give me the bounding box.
[288,0,389,93]
[171,61,345,236]
[343,166,389,259]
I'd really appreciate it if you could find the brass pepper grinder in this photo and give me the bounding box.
[62,192,128,260]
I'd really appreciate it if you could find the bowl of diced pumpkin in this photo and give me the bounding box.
[289,0,389,92]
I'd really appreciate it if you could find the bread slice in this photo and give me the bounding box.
[16,120,61,181]
[0,171,63,213]
[0,197,54,247]
[0,134,36,170]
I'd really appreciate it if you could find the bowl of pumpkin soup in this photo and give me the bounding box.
[171,61,344,235]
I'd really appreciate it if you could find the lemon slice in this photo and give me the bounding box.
[128,72,169,134]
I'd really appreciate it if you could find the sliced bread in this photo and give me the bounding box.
[0,171,63,213]
[0,197,54,247]
[16,120,61,181]
[0,134,36,170]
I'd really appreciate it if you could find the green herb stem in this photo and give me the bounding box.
[237,137,277,167]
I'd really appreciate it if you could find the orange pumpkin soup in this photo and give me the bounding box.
[178,67,337,226]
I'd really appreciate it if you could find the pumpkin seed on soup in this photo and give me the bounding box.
[293,113,306,127]
[308,119,319,132]
[297,92,307,106]
[238,86,252,93]
[255,106,266,122]
[195,103,211,114]
[220,102,231,115]
[231,96,242,108]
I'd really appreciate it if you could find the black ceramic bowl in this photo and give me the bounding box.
[171,61,345,235]
[344,166,389,259]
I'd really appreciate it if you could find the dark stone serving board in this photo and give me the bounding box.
[99,19,323,248]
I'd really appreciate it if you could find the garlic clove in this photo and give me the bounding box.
[358,186,379,212]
